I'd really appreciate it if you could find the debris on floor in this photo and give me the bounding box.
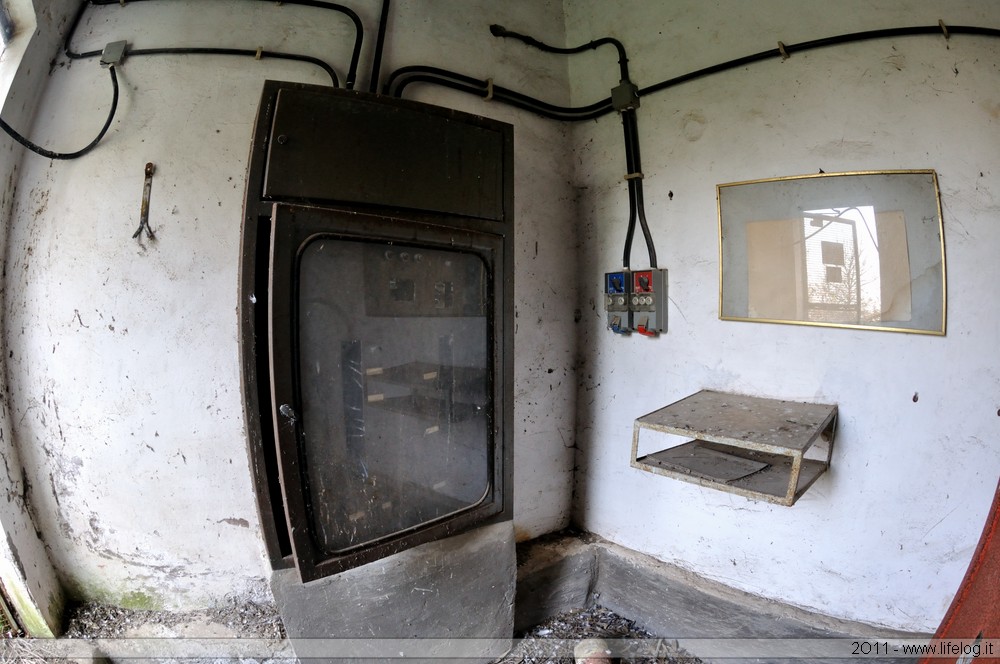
[497,605,702,663]
[1,598,291,664]
[2,600,700,663]
[0,615,22,639]
[62,596,285,640]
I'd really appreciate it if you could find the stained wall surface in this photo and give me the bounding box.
[0,0,576,611]
[4,0,1000,636]
[0,0,79,635]
[565,0,1000,632]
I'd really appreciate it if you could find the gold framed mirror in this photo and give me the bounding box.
[717,170,946,335]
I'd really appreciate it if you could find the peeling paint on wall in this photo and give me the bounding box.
[1,0,577,615]
[567,0,1000,633]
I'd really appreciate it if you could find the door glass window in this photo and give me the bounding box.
[296,237,491,554]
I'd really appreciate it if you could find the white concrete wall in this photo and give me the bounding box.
[567,0,1000,632]
[1,0,576,611]
[387,0,579,545]
[0,0,79,635]
[14,0,996,635]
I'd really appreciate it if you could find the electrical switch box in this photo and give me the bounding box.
[630,269,667,336]
[363,244,486,317]
[604,271,631,334]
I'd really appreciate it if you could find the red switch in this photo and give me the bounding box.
[636,322,658,337]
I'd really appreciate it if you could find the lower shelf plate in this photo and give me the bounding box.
[635,440,828,505]
[641,441,769,482]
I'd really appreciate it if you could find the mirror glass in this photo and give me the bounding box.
[718,171,945,334]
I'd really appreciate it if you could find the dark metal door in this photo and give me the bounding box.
[268,203,508,581]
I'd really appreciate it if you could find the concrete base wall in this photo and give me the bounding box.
[516,533,929,664]
[272,521,515,664]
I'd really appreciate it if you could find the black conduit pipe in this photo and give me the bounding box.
[64,6,341,87]
[488,25,654,269]
[487,24,653,269]
[619,108,656,269]
[14,0,361,160]
[388,23,1000,124]
[253,0,362,89]
[620,110,638,269]
[69,0,364,88]
[386,66,642,266]
[383,66,613,120]
[490,24,630,83]
[387,65,614,120]
[624,109,656,268]
[0,65,119,160]
[387,22,1000,269]
[369,0,391,93]
[640,24,1000,98]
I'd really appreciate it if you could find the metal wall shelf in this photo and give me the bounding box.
[631,390,837,506]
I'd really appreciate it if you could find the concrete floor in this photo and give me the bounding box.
[515,532,929,664]
[3,529,932,664]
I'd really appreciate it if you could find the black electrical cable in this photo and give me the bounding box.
[493,81,612,119]
[620,110,638,269]
[387,25,656,269]
[384,66,610,120]
[619,109,656,269]
[67,0,362,88]
[369,0,391,93]
[0,65,119,160]
[639,24,1000,99]
[388,22,1000,272]
[390,24,1000,125]
[384,66,614,120]
[490,24,630,82]
[66,4,344,88]
[486,24,655,269]
[135,47,339,87]
[64,34,339,88]
[386,65,612,120]
[624,109,656,269]
[251,0,362,89]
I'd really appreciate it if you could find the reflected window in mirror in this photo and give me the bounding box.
[719,171,945,335]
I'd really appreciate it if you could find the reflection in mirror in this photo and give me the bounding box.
[718,171,945,334]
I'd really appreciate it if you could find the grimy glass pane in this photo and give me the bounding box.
[296,237,490,554]
[719,171,944,334]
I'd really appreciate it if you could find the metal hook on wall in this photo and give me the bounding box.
[133,162,156,242]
